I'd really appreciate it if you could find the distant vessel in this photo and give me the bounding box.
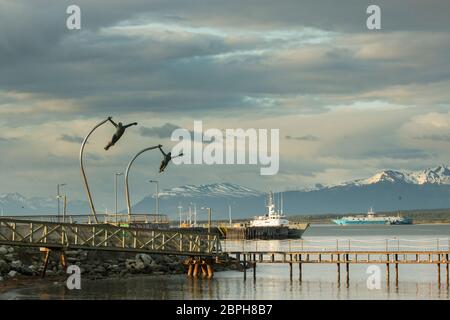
[333,208,412,225]
[249,191,289,227]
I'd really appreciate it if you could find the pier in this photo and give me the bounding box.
[0,217,222,277]
[224,238,450,288]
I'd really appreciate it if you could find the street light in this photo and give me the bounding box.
[57,194,67,223]
[57,183,67,220]
[115,172,124,216]
[201,207,212,233]
[148,180,159,215]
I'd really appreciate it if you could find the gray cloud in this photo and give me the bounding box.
[59,134,84,144]
[415,134,450,142]
[363,148,431,160]
[139,123,181,138]
[286,134,319,141]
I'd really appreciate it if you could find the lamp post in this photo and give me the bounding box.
[115,172,123,217]
[57,194,67,223]
[201,207,212,233]
[57,183,67,221]
[149,180,159,215]
[125,145,162,222]
[178,204,183,227]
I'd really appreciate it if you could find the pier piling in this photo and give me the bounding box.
[395,254,399,288]
[299,254,302,282]
[243,254,247,281]
[289,262,293,281]
[345,254,349,288]
[446,254,449,288]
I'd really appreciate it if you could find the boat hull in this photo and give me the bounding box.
[333,219,412,225]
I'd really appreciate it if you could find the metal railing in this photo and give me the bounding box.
[222,237,450,253]
[1,213,170,225]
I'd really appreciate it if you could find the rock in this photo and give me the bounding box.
[0,246,8,255]
[0,276,3,281]
[7,270,18,278]
[134,260,145,271]
[11,260,22,269]
[3,253,15,262]
[136,253,153,267]
[45,270,55,276]
[7,247,14,253]
[20,266,35,276]
[0,259,10,274]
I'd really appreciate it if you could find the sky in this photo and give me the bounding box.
[0,0,450,210]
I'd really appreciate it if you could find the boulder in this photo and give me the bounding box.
[0,246,8,256]
[11,260,22,269]
[7,270,18,278]
[0,259,10,274]
[136,253,153,267]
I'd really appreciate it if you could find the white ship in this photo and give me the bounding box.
[249,191,289,227]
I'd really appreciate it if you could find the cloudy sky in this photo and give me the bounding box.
[0,0,449,209]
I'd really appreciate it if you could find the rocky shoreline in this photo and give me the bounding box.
[0,245,240,285]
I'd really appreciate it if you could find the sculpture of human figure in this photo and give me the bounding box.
[104,117,138,150]
[158,146,183,173]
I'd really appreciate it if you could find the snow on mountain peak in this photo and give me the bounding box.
[342,165,450,187]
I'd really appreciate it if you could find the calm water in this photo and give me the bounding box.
[2,224,450,300]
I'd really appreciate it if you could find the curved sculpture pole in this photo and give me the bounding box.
[125,145,162,222]
[80,117,111,223]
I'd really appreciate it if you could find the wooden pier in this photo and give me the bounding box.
[227,250,450,288]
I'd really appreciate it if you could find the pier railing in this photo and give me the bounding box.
[223,237,450,252]
[0,218,221,257]
[0,213,170,225]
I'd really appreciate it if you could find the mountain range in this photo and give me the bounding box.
[2,166,450,220]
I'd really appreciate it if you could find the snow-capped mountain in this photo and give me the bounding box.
[338,166,450,187]
[0,193,89,215]
[3,166,450,218]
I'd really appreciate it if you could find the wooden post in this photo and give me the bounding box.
[207,264,214,279]
[289,263,293,281]
[299,254,302,282]
[253,262,256,282]
[337,263,340,286]
[437,254,441,287]
[193,260,200,278]
[395,254,399,288]
[446,254,449,288]
[41,248,51,278]
[243,254,247,281]
[345,254,349,288]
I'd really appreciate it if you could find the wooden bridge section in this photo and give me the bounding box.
[0,217,222,257]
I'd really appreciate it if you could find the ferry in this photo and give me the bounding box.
[249,191,289,227]
[333,208,412,225]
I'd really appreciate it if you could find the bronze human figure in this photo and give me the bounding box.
[104,117,138,150]
[158,146,183,173]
